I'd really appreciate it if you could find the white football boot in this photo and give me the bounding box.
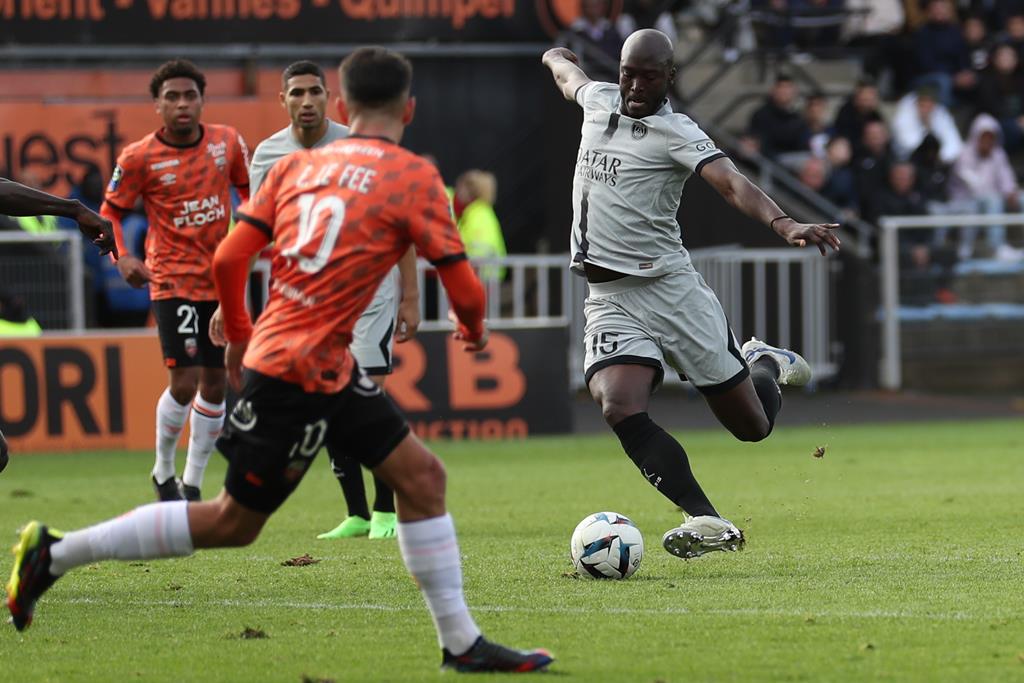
[662,515,745,560]
[741,337,812,387]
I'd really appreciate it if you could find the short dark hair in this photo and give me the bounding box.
[339,47,412,109]
[150,60,206,99]
[282,60,326,89]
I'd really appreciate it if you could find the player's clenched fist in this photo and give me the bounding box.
[542,48,579,66]
[116,254,153,288]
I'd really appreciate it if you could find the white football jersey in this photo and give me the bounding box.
[570,82,726,277]
[248,119,349,193]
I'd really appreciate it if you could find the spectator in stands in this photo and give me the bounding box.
[798,155,828,193]
[792,0,845,50]
[748,74,811,161]
[964,14,993,71]
[876,162,929,242]
[843,0,906,51]
[9,170,57,236]
[804,92,831,157]
[616,0,678,44]
[822,136,860,213]
[0,291,42,337]
[843,0,907,94]
[454,170,507,282]
[974,43,1024,152]
[751,0,796,51]
[565,0,624,81]
[833,78,883,156]
[948,113,1023,257]
[1,170,58,263]
[997,11,1024,64]
[910,133,951,204]
[910,0,976,106]
[855,120,895,222]
[891,85,963,164]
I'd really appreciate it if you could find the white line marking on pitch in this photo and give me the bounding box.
[52,597,1015,622]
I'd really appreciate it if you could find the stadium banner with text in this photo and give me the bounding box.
[0,328,570,452]
[0,0,599,43]
[0,101,286,198]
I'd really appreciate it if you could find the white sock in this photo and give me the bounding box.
[397,514,481,655]
[182,396,225,489]
[154,389,190,483]
[49,501,193,576]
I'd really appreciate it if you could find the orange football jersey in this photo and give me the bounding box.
[105,124,250,301]
[236,136,465,393]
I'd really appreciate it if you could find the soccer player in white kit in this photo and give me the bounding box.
[543,30,841,560]
[217,61,421,540]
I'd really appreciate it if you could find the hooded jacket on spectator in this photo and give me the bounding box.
[891,92,963,163]
[949,113,1020,201]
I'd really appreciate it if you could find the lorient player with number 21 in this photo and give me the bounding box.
[100,60,251,504]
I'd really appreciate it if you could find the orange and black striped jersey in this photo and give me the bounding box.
[104,124,249,301]
[235,136,465,393]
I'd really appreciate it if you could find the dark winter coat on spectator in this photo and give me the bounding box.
[748,101,811,158]
[912,20,970,77]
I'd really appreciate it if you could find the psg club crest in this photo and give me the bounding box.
[631,122,648,140]
[184,337,198,358]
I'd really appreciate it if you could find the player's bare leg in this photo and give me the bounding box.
[662,346,807,559]
[589,364,744,560]
[6,489,269,631]
[152,367,201,501]
[705,338,813,442]
[372,434,552,672]
[180,367,227,502]
[703,377,774,443]
[590,364,721,518]
[318,374,396,540]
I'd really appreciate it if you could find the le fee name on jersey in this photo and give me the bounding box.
[575,148,621,187]
[174,196,226,228]
[295,162,378,194]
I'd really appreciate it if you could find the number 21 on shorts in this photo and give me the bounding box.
[177,304,199,335]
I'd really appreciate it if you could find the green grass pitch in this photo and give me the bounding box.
[1,418,1022,682]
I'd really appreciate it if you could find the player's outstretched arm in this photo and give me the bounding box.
[699,158,841,255]
[542,48,592,102]
[0,177,117,257]
[101,202,152,285]
[436,258,488,352]
[395,246,421,343]
[213,221,270,390]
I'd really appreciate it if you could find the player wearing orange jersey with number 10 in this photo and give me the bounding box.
[6,47,553,674]
[100,60,251,504]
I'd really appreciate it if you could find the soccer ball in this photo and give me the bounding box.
[569,512,644,579]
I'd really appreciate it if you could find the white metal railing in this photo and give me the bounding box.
[240,250,837,392]
[690,247,836,384]
[0,230,85,331]
[416,255,574,331]
[878,213,1024,390]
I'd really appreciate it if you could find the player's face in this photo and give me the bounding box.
[282,74,328,131]
[619,57,672,119]
[156,77,203,136]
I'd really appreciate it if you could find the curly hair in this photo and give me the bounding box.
[150,60,206,99]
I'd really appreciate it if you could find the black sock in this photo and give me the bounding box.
[329,452,370,520]
[371,475,395,514]
[750,357,783,434]
[612,412,718,518]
